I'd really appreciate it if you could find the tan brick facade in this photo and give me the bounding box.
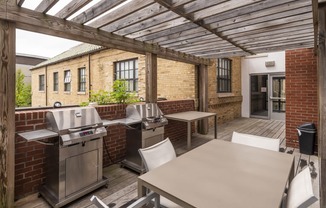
[31,49,196,106]
[207,57,242,124]
[31,48,241,124]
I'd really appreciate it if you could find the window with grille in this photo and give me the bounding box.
[64,70,71,92]
[114,59,138,92]
[217,58,232,93]
[78,67,86,92]
[39,74,45,91]
[53,72,58,91]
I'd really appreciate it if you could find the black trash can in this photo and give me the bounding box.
[297,123,316,155]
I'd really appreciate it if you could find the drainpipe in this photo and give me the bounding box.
[88,54,91,99]
[45,65,48,106]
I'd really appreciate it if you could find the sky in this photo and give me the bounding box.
[16,29,81,58]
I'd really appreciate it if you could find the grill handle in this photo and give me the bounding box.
[68,128,82,133]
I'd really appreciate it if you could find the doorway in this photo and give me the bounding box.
[270,75,286,120]
[250,74,285,120]
[250,75,268,118]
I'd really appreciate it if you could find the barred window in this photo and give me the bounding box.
[53,72,58,91]
[78,67,86,92]
[114,59,138,92]
[64,70,71,92]
[39,74,45,91]
[217,58,232,93]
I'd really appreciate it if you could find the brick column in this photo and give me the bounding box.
[285,48,318,149]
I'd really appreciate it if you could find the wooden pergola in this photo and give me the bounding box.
[0,0,326,207]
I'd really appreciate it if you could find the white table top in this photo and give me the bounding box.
[138,140,294,208]
[165,111,216,122]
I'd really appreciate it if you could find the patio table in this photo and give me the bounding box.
[138,139,295,208]
[165,111,217,149]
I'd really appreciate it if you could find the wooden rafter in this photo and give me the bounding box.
[153,0,255,55]
[71,0,127,24]
[0,3,209,65]
[55,0,92,19]
[35,0,59,13]
[88,0,154,28]
[16,0,24,6]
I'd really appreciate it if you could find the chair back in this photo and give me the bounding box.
[286,167,317,208]
[139,138,176,171]
[231,131,280,151]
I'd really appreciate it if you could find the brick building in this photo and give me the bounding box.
[31,43,242,124]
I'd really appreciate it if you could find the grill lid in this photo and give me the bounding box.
[126,103,168,130]
[46,107,103,133]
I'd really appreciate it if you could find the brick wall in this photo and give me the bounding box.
[207,57,242,125]
[285,48,318,149]
[14,100,192,199]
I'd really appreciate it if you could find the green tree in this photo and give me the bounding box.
[16,69,31,107]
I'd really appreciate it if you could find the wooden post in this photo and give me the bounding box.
[145,52,157,103]
[0,20,16,208]
[198,64,208,134]
[318,3,326,207]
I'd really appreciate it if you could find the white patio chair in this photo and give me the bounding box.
[284,167,318,208]
[127,138,181,208]
[231,131,280,151]
[90,195,109,208]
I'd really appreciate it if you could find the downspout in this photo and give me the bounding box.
[45,65,48,106]
[88,54,91,100]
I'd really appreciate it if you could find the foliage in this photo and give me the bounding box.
[81,80,139,106]
[16,70,32,107]
[89,89,112,105]
[110,80,139,104]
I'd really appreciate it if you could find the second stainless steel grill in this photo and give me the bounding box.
[122,103,168,173]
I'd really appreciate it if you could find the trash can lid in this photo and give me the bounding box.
[297,123,316,133]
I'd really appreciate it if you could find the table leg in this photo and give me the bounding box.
[214,115,217,139]
[187,122,191,150]
[138,178,146,198]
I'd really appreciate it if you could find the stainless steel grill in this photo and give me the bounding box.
[39,107,108,208]
[122,103,168,173]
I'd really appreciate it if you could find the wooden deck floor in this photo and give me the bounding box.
[15,117,319,208]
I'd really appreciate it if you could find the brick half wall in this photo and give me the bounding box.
[285,48,318,150]
[14,100,193,199]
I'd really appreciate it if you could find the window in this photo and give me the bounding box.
[39,74,45,91]
[53,72,58,91]
[114,59,138,91]
[217,58,232,93]
[78,67,86,92]
[64,70,71,92]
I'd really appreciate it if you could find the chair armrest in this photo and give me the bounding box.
[126,192,160,208]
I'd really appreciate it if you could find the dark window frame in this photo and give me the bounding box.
[217,58,232,93]
[64,70,71,92]
[53,72,58,91]
[39,74,45,91]
[78,67,86,92]
[114,58,138,92]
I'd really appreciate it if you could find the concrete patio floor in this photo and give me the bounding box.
[15,117,319,208]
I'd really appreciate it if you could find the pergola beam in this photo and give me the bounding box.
[0,3,209,65]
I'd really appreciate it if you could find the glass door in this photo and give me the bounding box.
[270,76,285,120]
[250,75,268,119]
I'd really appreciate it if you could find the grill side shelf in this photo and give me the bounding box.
[18,129,59,142]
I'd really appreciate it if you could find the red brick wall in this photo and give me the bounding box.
[285,48,318,149]
[14,100,193,199]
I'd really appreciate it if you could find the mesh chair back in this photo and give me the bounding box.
[286,167,317,208]
[232,131,280,151]
[139,138,176,171]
